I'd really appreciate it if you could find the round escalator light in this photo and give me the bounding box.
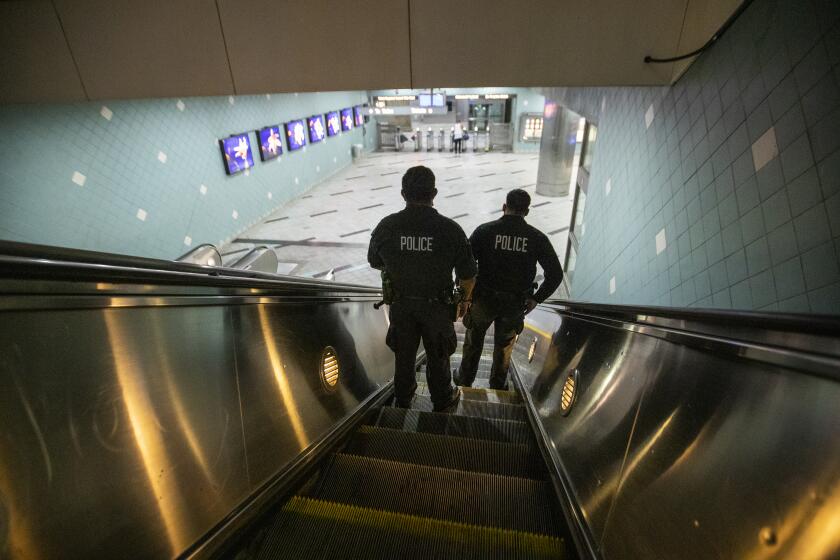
[560,370,578,416]
[320,346,340,391]
[528,339,537,363]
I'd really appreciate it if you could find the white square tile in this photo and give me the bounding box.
[752,126,778,172]
[609,276,616,294]
[184,235,192,246]
[656,228,667,255]
[267,192,273,200]
[606,178,612,196]
[136,208,147,221]
[99,106,113,121]
[645,104,655,129]
[232,210,239,220]
[71,171,86,187]
[199,184,208,195]
[157,151,167,164]
[176,99,185,111]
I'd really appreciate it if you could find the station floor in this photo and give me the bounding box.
[220,151,572,286]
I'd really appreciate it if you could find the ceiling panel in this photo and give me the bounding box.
[218,0,411,94]
[409,0,689,87]
[0,1,86,103]
[53,0,234,100]
[671,0,742,81]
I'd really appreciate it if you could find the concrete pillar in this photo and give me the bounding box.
[536,104,580,197]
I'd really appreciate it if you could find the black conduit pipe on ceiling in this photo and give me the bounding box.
[644,0,757,64]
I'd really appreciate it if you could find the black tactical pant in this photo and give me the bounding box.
[387,300,457,407]
[457,292,524,390]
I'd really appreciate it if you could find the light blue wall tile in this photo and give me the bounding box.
[0,91,370,258]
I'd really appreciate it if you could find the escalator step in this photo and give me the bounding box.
[375,407,532,446]
[415,381,521,404]
[345,426,545,479]
[257,497,565,560]
[307,453,560,535]
[400,394,528,422]
[416,366,494,381]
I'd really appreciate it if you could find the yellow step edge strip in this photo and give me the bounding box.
[282,496,565,558]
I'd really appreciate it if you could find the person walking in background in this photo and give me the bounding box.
[453,122,464,154]
[455,188,563,390]
[368,166,476,411]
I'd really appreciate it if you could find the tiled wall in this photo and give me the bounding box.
[556,0,840,313]
[0,91,372,259]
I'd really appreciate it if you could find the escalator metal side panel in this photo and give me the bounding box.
[511,306,840,560]
[0,287,393,560]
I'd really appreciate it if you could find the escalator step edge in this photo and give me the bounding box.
[375,407,532,446]
[345,425,546,479]
[415,381,522,404]
[307,453,560,535]
[400,394,528,422]
[256,497,565,560]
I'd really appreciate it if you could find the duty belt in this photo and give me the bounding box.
[397,295,448,304]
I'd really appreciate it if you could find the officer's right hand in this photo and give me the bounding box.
[524,298,538,315]
[457,301,471,320]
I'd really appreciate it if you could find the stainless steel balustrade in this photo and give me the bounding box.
[511,300,840,560]
[0,241,390,560]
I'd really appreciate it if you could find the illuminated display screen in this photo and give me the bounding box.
[326,111,341,136]
[285,119,307,151]
[340,108,354,131]
[257,125,283,161]
[419,93,445,107]
[354,106,364,126]
[219,133,254,175]
[308,115,326,143]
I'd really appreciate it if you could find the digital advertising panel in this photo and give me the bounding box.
[219,133,254,175]
[285,119,307,151]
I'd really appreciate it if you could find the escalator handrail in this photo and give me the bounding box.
[176,243,222,264]
[542,297,840,338]
[230,245,278,272]
[0,239,379,294]
[539,298,840,380]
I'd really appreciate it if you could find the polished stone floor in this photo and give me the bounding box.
[221,151,573,287]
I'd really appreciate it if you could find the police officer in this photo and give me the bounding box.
[368,166,477,412]
[455,188,563,390]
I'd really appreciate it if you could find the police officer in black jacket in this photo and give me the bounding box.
[368,166,477,411]
[455,188,563,390]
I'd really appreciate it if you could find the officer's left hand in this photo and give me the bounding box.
[524,298,538,314]
[457,301,471,320]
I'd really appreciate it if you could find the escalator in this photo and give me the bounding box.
[244,350,568,560]
[1,241,838,560]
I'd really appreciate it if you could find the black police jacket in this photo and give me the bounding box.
[368,205,477,299]
[470,214,563,302]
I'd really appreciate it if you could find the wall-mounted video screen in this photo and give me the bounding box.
[354,106,364,126]
[340,108,354,131]
[419,93,445,107]
[308,115,326,144]
[219,133,254,175]
[326,111,341,136]
[285,119,307,152]
[257,125,283,161]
